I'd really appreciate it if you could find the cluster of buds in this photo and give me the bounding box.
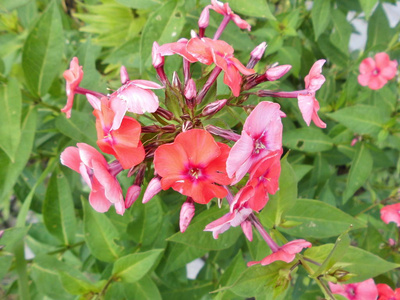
[60,0,327,268]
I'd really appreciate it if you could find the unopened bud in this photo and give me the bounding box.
[198,6,210,35]
[134,164,146,186]
[182,120,193,132]
[247,42,267,69]
[241,220,253,241]
[180,198,195,233]
[265,64,292,81]
[388,238,396,246]
[154,107,174,120]
[143,177,162,203]
[201,99,227,117]
[161,124,176,133]
[125,185,141,208]
[120,65,130,84]
[205,125,240,142]
[142,125,161,133]
[108,160,124,177]
[184,78,197,100]
[152,42,164,69]
[172,71,182,90]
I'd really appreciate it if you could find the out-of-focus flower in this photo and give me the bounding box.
[180,198,196,233]
[61,57,84,118]
[248,239,312,266]
[380,203,400,227]
[60,143,125,215]
[154,129,231,204]
[328,279,378,300]
[208,0,251,31]
[358,52,398,90]
[89,95,145,170]
[226,101,285,184]
[377,283,400,300]
[187,37,255,96]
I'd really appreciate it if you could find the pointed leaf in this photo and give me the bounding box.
[228,0,275,20]
[365,4,392,50]
[359,0,378,19]
[59,271,100,295]
[55,111,97,146]
[311,0,331,40]
[284,127,333,153]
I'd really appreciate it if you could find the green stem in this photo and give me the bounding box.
[14,241,30,300]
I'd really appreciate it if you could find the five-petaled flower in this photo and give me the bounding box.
[328,279,378,300]
[377,283,400,300]
[358,52,398,90]
[61,57,84,118]
[153,129,231,204]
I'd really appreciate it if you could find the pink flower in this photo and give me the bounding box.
[328,279,378,300]
[298,59,326,128]
[208,0,251,31]
[377,283,400,300]
[204,185,254,239]
[358,52,398,90]
[247,239,312,266]
[60,143,125,215]
[186,37,255,96]
[157,38,198,63]
[380,203,400,227]
[125,185,141,209]
[61,57,84,118]
[142,177,162,203]
[226,101,285,184]
[109,79,163,129]
[154,129,231,204]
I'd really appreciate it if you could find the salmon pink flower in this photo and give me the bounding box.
[157,38,197,63]
[208,0,251,31]
[226,101,285,184]
[61,57,83,118]
[109,79,163,129]
[380,203,400,227]
[187,37,255,96]
[153,129,231,204]
[328,279,378,300]
[377,283,400,300]
[60,143,125,215]
[358,52,398,90]
[89,95,145,170]
[248,239,312,266]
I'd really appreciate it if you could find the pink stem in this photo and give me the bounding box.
[75,87,105,99]
[213,15,230,40]
[250,214,279,252]
[196,67,222,104]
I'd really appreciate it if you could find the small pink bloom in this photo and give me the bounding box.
[152,42,164,68]
[358,52,398,90]
[298,59,326,128]
[380,203,400,227]
[388,238,396,246]
[377,283,400,300]
[180,198,196,233]
[201,99,227,116]
[120,66,130,84]
[142,177,162,203]
[109,79,163,129]
[226,101,285,184]
[265,64,292,81]
[208,0,251,31]
[328,279,378,300]
[61,57,84,118]
[157,38,198,63]
[247,239,312,266]
[250,42,267,61]
[60,143,125,215]
[125,185,141,208]
[186,37,255,96]
[204,185,254,239]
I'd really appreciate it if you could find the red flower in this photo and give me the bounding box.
[358,52,398,90]
[61,57,83,118]
[377,283,400,300]
[153,129,231,204]
[380,203,400,227]
[89,95,145,170]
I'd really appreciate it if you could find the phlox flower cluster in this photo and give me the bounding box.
[60,0,328,268]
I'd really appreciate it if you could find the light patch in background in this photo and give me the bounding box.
[186,258,205,279]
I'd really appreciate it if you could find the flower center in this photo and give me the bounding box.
[253,139,266,154]
[189,167,202,179]
[372,68,380,75]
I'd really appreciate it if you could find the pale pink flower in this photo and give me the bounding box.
[380,203,400,227]
[61,57,83,118]
[247,239,312,266]
[328,279,378,300]
[157,38,197,63]
[298,59,326,128]
[358,52,398,90]
[226,101,285,184]
[208,0,251,31]
[180,198,196,233]
[60,143,125,215]
[109,80,163,130]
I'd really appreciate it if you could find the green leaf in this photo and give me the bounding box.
[330,10,352,52]
[0,227,29,251]
[359,0,378,19]
[115,0,159,9]
[283,127,333,153]
[311,0,331,40]
[82,198,123,262]
[59,271,100,295]
[140,0,186,71]
[112,249,164,283]
[43,169,77,245]
[259,154,297,227]
[0,0,30,11]
[328,105,389,137]
[228,0,275,20]
[281,199,366,238]
[365,4,392,50]
[0,107,37,203]
[167,206,241,250]
[55,111,97,146]
[0,79,21,162]
[342,143,372,203]
[0,255,13,281]
[127,276,162,300]
[318,34,349,68]
[161,281,213,299]
[22,0,63,96]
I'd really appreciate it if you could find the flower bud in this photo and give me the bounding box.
[143,177,162,203]
[154,107,174,120]
[125,185,141,208]
[120,65,130,84]
[247,42,267,69]
[205,125,240,141]
[108,160,124,177]
[241,220,253,241]
[141,125,161,133]
[184,78,197,100]
[134,164,146,186]
[172,71,182,90]
[182,120,193,132]
[388,238,396,246]
[152,42,164,69]
[200,99,227,117]
[179,198,195,233]
[161,124,176,133]
[265,64,292,81]
[198,6,210,29]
